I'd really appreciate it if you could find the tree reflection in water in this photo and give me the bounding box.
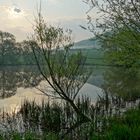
[0,66,43,98]
[103,67,140,101]
[0,65,140,101]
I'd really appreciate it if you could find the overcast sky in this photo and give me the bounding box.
[0,0,93,42]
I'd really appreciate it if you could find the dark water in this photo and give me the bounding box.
[103,67,140,101]
[88,66,140,101]
[0,65,43,99]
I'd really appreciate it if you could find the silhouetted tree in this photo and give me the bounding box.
[30,12,91,135]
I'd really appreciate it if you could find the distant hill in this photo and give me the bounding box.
[71,38,105,87]
[73,38,101,49]
[70,38,104,66]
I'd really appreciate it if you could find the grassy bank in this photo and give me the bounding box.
[0,96,139,140]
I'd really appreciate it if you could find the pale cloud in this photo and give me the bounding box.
[0,0,92,42]
[47,0,63,4]
[0,5,33,41]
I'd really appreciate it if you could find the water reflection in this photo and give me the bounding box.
[0,66,43,98]
[0,65,139,103]
[103,67,140,101]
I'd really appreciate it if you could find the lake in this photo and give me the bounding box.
[0,65,140,113]
[0,65,104,113]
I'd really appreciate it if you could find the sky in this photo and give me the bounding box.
[0,0,93,42]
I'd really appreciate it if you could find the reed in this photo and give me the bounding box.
[0,95,139,140]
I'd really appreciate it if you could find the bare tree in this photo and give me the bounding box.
[84,0,140,36]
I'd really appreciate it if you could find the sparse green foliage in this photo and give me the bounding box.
[30,12,92,134]
[85,0,140,67]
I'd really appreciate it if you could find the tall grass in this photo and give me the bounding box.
[0,94,139,140]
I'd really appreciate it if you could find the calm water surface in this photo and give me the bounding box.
[0,66,104,112]
[0,65,140,112]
